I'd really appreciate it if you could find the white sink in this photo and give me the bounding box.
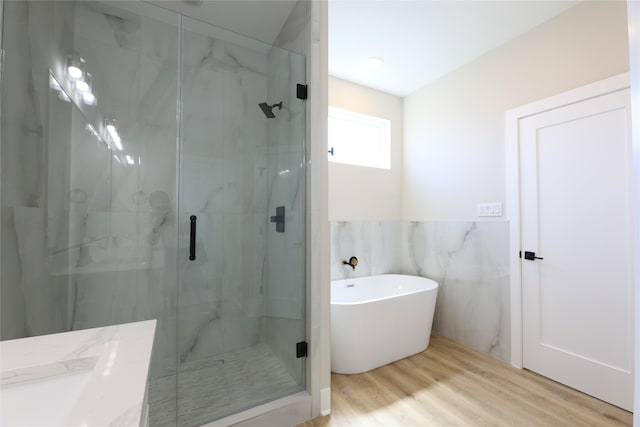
[1,358,97,426]
[0,321,156,426]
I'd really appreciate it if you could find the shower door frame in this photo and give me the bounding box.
[175,14,308,425]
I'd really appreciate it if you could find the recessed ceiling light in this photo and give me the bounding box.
[366,57,384,70]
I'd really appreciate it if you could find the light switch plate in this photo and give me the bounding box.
[477,202,503,217]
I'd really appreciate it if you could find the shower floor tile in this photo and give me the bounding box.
[149,343,298,426]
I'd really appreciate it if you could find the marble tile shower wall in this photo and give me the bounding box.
[0,1,182,374]
[1,1,282,377]
[1,1,82,340]
[330,221,511,362]
[178,21,270,367]
[70,2,181,373]
[2,1,51,339]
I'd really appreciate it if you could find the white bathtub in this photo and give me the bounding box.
[330,274,438,374]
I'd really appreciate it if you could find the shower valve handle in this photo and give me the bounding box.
[189,215,197,261]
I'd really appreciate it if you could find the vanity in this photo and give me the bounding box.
[1,320,156,426]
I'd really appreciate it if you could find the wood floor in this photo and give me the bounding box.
[298,334,632,427]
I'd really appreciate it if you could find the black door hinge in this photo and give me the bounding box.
[296,341,308,358]
[296,84,308,100]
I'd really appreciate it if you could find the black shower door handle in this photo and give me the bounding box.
[189,215,197,261]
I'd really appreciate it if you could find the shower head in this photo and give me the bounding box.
[259,102,283,119]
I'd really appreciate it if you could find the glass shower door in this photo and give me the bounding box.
[176,17,306,425]
[1,2,306,424]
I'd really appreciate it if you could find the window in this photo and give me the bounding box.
[328,107,390,169]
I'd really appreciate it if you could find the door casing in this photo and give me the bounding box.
[505,72,631,369]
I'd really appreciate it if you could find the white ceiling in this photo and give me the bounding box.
[145,1,580,97]
[329,0,581,97]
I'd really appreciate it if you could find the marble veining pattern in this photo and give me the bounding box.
[1,356,99,386]
[330,220,510,362]
[0,320,156,427]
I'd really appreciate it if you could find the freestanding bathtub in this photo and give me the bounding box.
[330,274,438,374]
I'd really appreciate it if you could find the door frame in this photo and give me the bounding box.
[505,72,631,369]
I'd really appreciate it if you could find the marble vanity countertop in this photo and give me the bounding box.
[0,320,156,426]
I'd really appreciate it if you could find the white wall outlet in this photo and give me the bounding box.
[477,202,503,217]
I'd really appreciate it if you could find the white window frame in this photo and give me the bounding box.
[328,106,391,169]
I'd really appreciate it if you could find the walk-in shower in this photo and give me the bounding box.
[0,1,307,425]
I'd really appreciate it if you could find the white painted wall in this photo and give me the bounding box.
[403,1,630,221]
[328,76,403,220]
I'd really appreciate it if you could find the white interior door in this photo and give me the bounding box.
[520,87,634,410]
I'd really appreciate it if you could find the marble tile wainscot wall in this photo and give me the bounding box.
[330,220,510,362]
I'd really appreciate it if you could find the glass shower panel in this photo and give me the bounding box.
[2,2,306,425]
[1,0,65,340]
[1,1,180,425]
[46,73,111,336]
[264,42,307,393]
[177,17,306,425]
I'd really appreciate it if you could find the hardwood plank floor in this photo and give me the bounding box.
[298,334,632,427]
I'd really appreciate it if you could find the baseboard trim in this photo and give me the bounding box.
[320,387,331,416]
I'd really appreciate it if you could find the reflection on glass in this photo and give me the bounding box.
[62,54,97,106]
[104,118,122,151]
[66,54,85,80]
[82,91,96,106]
